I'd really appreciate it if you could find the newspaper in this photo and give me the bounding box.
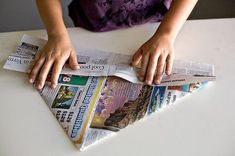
[41,76,106,148]
[4,35,215,86]
[3,35,216,151]
[82,77,209,150]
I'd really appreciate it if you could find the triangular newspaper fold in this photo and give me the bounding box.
[3,35,215,151]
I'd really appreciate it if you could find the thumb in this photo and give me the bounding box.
[69,50,79,70]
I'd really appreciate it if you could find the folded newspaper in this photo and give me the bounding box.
[3,35,215,150]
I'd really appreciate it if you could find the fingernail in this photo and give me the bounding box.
[74,65,80,70]
[145,80,152,85]
[166,71,171,75]
[38,83,42,90]
[29,79,34,83]
[154,80,160,84]
[51,83,57,89]
[139,76,144,81]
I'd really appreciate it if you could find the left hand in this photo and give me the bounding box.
[132,34,175,85]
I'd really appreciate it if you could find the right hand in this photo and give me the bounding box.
[28,34,79,90]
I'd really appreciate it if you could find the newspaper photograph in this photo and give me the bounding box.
[3,34,216,151]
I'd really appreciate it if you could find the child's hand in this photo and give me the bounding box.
[28,35,79,90]
[132,34,174,85]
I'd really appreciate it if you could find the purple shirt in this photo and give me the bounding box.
[68,0,172,32]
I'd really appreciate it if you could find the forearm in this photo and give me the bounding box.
[36,0,68,38]
[154,0,198,42]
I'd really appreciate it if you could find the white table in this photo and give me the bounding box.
[0,18,235,156]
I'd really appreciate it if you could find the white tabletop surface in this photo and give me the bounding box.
[0,18,235,156]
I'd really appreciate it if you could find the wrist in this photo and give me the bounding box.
[153,24,179,44]
[152,30,175,44]
[47,28,69,40]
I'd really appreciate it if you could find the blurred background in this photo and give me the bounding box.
[0,0,235,32]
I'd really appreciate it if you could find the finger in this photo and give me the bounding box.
[29,57,45,84]
[145,51,160,85]
[37,58,54,90]
[69,50,79,70]
[132,48,142,67]
[154,54,167,84]
[51,59,65,88]
[138,51,150,81]
[28,61,35,74]
[165,53,174,75]
[28,54,40,73]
